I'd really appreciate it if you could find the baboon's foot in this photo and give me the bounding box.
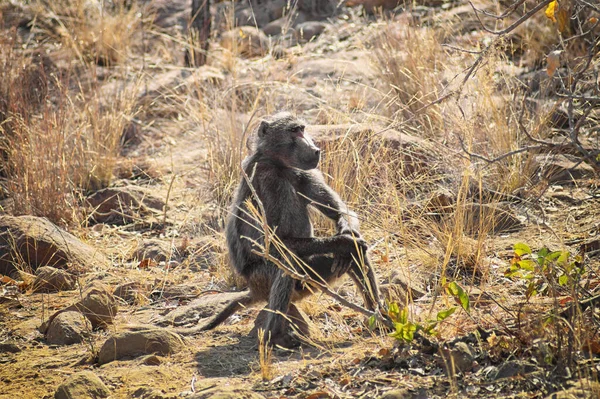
[269,331,301,349]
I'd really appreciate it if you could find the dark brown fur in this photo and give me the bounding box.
[203,112,380,347]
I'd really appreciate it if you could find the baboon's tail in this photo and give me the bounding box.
[175,293,254,336]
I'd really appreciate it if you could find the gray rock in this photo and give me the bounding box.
[492,360,537,380]
[439,341,475,373]
[158,291,248,327]
[98,329,184,364]
[0,341,22,353]
[54,371,110,399]
[46,311,91,345]
[0,215,108,277]
[113,281,148,303]
[86,186,164,225]
[40,282,118,334]
[380,389,413,399]
[295,21,328,43]
[132,239,177,263]
[33,266,76,293]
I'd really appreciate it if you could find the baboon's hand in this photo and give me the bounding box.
[338,234,368,254]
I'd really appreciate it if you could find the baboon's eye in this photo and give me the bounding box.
[291,125,305,136]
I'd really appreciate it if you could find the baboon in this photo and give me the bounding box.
[204,112,380,348]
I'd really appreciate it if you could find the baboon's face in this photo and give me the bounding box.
[258,114,321,170]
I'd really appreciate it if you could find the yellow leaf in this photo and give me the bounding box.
[545,0,558,23]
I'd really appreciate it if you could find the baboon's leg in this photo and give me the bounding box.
[300,253,380,312]
[263,270,297,348]
[287,303,311,338]
[200,293,255,331]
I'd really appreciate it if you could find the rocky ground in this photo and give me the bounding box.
[1,0,600,398]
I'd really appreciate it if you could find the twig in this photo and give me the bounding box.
[248,237,393,329]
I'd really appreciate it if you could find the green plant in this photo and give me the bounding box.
[383,281,469,343]
[506,243,585,299]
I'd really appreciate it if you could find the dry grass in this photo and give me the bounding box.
[0,32,138,225]
[1,0,599,396]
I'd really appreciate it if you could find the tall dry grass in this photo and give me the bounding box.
[0,31,138,226]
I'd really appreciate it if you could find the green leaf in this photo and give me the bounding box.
[558,274,568,286]
[389,321,417,343]
[557,251,569,265]
[514,243,532,256]
[368,315,376,329]
[447,281,470,312]
[388,302,400,321]
[517,259,536,272]
[436,307,457,321]
[399,307,409,324]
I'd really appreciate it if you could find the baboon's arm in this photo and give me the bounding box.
[299,171,361,235]
[282,236,364,257]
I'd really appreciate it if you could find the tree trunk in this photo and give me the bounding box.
[185,0,211,67]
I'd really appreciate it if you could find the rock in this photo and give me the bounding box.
[54,371,110,399]
[380,389,413,399]
[158,291,249,327]
[75,283,118,328]
[295,21,328,43]
[150,284,200,300]
[140,354,162,366]
[462,203,524,235]
[98,329,185,364]
[491,360,537,380]
[113,281,148,304]
[536,154,596,184]
[187,388,266,399]
[132,239,176,263]
[46,311,91,345]
[220,27,269,58]
[0,215,108,277]
[32,266,76,293]
[131,386,174,399]
[86,186,165,225]
[0,341,22,353]
[439,342,475,374]
[545,378,600,398]
[40,283,118,334]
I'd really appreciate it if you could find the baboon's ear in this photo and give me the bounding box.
[258,121,269,137]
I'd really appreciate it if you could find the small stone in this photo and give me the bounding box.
[295,21,328,43]
[98,329,184,364]
[220,27,268,58]
[132,239,176,263]
[186,388,266,399]
[380,389,413,399]
[113,281,147,304]
[0,341,22,353]
[76,283,118,328]
[439,341,475,373]
[32,266,76,293]
[140,354,162,365]
[46,311,91,345]
[40,282,118,334]
[54,371,110,399]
